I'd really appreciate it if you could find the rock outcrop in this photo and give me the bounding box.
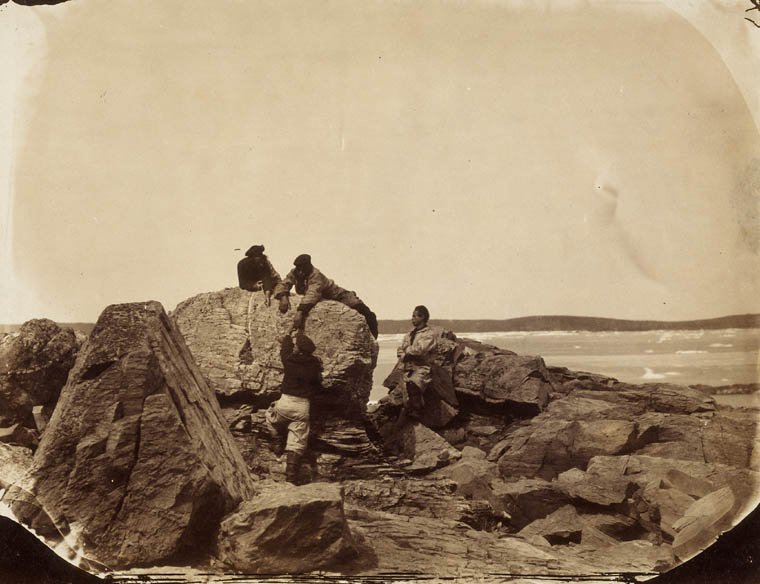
[363,335,758,575]
[171,288,385,482]
[0,293,757,580]
[0,319,79,442]
[3,302,255,569]
[171,288,376,411]
[217,481,357,573]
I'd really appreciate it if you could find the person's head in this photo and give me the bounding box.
[293,254,313,277]
[411,305,430,327]
[245,245,265,257]
[294,332,316,354]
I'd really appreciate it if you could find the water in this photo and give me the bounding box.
[371,328,760,402]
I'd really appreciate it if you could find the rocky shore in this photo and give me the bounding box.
[0,288,758,581]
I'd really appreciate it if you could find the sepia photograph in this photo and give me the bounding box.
[1,0,759,582]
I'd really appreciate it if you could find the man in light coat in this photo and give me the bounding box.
[273,254,378,338]
[397,305,437,418]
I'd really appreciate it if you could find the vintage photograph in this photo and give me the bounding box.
[1,0,759,582]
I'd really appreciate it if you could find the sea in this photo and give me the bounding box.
[371,328,760,406]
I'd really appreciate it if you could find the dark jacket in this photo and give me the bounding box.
[237,255,281,293]
[279,336,322,399]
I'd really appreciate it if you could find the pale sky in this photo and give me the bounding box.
[1,0,759,323]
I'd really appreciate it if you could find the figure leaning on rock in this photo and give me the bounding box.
[397,305,437,420]
[237,244,281,306]
[265,331,323,484]
[273,254,379,338]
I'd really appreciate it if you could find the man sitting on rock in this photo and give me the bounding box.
[265,331,323,484]
[237,244,281,306]
[397,305,437,420]
[273,254,379,338]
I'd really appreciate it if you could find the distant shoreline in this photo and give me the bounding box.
[378,314,760,334]
[2,313,759,336]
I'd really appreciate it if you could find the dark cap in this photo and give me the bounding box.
[295,332,316,354]
[293,254,311,267]
[245,245,265,257]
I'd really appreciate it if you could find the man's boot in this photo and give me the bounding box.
[285,451,302,485]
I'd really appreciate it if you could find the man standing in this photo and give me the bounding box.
[265,332,323,484]
[396,305,437,419]
[273,254,379,338]
[237,244,281,306]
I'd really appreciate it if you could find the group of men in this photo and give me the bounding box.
[237,245,378,338]
[237,245,435,484]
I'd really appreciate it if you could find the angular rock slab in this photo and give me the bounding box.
[6,302,254,569]
[217,481,357,574]
[0,319,78,428]
[400,422,462,473]
[172,288,377,415]
[672,486,735,561]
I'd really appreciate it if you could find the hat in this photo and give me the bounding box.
[245,245,265,257]
[295,332,316,354]
[293,254,311,267]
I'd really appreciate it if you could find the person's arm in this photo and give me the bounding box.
[396,334,409,359]
[261,259,281,307]
[280,334,295,364]
[292,271,325,327]
[274,270,296,312]
[403,328,436,360]
[274,270,295,299]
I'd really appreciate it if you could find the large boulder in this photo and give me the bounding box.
[217,481,358,573]
[4,302,255,569]
[171,288,384,482]
[0,319,78,429]
[171,288,377,414]
[453,346,553,415]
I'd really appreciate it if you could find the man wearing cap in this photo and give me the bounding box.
[273,254,379,338]
[237,245,281,306]
[265,331,323,484]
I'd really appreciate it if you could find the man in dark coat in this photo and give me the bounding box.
[264,332,323,484]
[237,244,281,306]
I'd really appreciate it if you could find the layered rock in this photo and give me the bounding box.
[0,319,78,433]
[4,302,255,569]
[362,334,758,576]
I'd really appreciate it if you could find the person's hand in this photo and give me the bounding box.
[264,291,272,307]
[278,295,290,314]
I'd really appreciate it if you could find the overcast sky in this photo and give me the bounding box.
[1,0,759,323]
